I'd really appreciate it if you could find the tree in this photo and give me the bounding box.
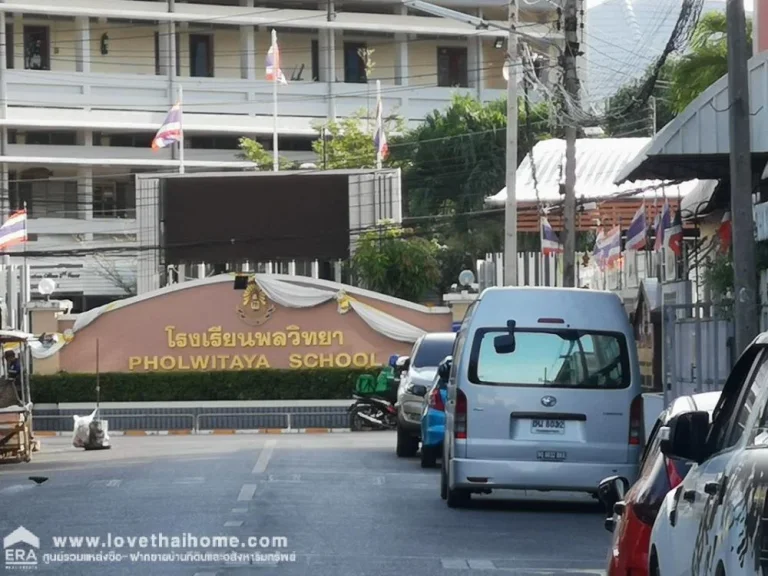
[92,254,137,296]
[666,12,753,113]
[351,221,441,303]
[602,67,676,137]
[311,109,404,170]
[389,94,550,218]
[238,137,299,170]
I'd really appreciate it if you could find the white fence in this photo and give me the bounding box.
[477,250,659,291]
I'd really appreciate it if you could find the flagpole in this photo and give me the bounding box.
[375,80,382,170]
[272,29,279,173]
[21,202,28,333]
[177,84,185,175]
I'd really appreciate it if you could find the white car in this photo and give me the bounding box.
[649,333,768,576]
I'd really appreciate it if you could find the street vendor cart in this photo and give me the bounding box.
[0,330,45,463]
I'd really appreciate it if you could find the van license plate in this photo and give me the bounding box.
[531,419,565,434]
[537,451,566,461]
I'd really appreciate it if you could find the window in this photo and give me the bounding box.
[24,131,77,146]
[189,34,214,77]
[154,31,181,76]
[188,136,240,150]
[437,47,468,87]
[468,328,630,389]
[706,347,766,453]
[23,25,50,70]
[93,181,135,219]
[107,133,154,148]
[728,353,768,447]
[343,42,367,84]
[412,336,456,369]
[6,24,13,70]
[311,39,319,81]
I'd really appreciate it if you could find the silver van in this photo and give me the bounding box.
[441,286,643,508]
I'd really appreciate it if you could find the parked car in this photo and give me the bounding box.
[396,332,456,457]
[419,355,452,468]
[649,334,768,576]
[441,287,643,508]
[597,391,720,576]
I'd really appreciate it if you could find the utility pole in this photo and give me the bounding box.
[726,0,759,354]
[503,0,519,286]
[561,0,580,287]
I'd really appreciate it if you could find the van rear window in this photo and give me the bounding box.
[468,328,630,389]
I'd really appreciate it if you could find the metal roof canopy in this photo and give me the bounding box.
[616,51,768,184]
[485,137,717,206]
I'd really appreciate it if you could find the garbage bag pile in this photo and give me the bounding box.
[72,409,110,449]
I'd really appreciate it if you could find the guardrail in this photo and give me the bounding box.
[31,410,348,434]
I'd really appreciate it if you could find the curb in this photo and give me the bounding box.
[33,428,353,437]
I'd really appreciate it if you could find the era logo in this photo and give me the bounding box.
[3,527,39,570]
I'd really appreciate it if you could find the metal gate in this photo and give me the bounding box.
[661,302,735,406]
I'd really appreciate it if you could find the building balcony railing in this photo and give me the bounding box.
[5,71,506,129]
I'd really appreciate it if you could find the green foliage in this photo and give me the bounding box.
[666,12,752,113]
[311,109,405,170]
[351,221,441,302]
[238,137,299,171]
[603,67,675,137]
[702,251,733,298]
[31,368,370,403]
[389,94,550,218]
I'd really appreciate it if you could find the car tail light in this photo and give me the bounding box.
[428,387,445,411]
[455,389,467,439]
[629,395,644,446]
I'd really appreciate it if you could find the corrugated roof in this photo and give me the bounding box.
[486,137,717,207]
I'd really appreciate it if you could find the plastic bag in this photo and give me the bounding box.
[72,409,97,448]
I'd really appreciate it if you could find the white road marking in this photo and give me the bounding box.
[441,558,470,569]
[468,559,496,570]
[173,477,205,484]
[224,520,243,527]
[193,572,217,576]
[252,439,277,474]
[0,484,35,495]
[106,479,122,487]
[231,507,248,513]
[237,483,258,502]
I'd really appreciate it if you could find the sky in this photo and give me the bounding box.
[587,0,753,9]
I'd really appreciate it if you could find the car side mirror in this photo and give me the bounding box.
[659,410,710,464]
[597,475,630,528]
[410,384,428,397]
[437,356,452,381]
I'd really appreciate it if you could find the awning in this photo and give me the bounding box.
[615,50,768,184]
[485,137,717,207]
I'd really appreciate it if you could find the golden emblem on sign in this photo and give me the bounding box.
[237,279,276,326]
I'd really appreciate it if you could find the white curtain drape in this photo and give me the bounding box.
[63,275,429,348]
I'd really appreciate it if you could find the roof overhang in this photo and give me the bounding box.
[1,0,557,39]
[616,50,768,184]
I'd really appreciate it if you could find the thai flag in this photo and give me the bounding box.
[602,226,622,269]
[540,217,563,255]
[374,94,388,160]
[151,102,182,151]
[0,210,27,250]
[665,209,684,257]
[592,229,606,270]
[266,30,287,85]
[717,211,732,254]
[625,204,647,251]
[653,202,671,252]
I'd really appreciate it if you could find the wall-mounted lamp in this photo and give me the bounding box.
[100,33,109,55]
[494,38,504,49]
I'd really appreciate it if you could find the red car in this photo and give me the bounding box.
[597,391,720,576]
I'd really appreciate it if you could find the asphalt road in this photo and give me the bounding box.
[0,433,611,575]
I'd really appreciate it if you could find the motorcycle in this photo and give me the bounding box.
[348,354,402,431]
[348,394,397,431]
